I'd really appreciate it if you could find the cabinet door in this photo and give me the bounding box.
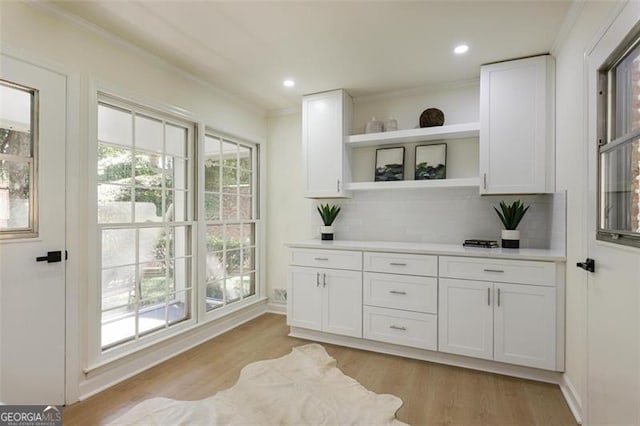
[438,278,493,360]
[302,89,352,198]
[322,269,362,338]
[480,55,555,194]
[287,266,322,331]
[494,283,556,370]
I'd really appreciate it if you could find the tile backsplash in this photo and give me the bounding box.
[313,188,566,250]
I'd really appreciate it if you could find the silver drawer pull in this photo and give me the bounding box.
[314,257,329,261]
[389,325,407,331]
[389,262,407,266]
[389,290,407,295]
[483,268,504,273]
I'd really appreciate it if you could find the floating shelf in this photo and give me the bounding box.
[345,177,480,191]
[346,122,480,148]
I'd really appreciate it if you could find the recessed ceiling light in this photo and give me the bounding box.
[283,79,295,88]
[454,44,469,55]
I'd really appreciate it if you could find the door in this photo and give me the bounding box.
[493,283,556,370]
[585,3,640,424]
[287,266,322,331]
[0,53,66,404]
[438,278,493,360]
[323,268,362,338]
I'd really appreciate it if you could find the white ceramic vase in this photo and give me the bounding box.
[501,229,520,249]
[321,226,334,241]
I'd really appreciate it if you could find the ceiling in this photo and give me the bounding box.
[52,1,573,113]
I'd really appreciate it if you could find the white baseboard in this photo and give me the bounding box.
[266,302,286,315]
[290,327,563,385]
[559,374,583,424]
[76,300,268,402]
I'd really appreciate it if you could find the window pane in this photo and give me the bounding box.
[138,295,167,335]
[204,159,220,192]
[168,226,190,258]
[140,265,168,300]
[166,157,187,190]
[98,184,132,223]
[600,138,640,233]
[242,272,256,298]
[98,144,132,185]
[168,257,190,293]
[102,228,136,268]
[165,124,186,158]
[225,249,241,276]
[614,42,640,139]
[1,81,35,235]
[98,104,132,147]
[206,280,224,311]
[139,227,166,263]
[222,141,238,168]
[241,223,255,246]
[239,145,251,171]
[222,193,238,220]
[134,152,163,187]
[205,192,220,221]
[173,190,186,222]
[0,160,30,230]
[168,290,191,324]
[101,311,135,348]
[134,188,163,221]
[222,166,238,189]
[226,276,242,304]
[204,135,220,156]
[242,246,255,272]
[101,265,136,312]
[239,196,252,221]
[135,115,163,153]
[206,250,224,283]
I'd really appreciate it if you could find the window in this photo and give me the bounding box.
[598,31,640,248]
[0,80,38,238]
[97,95,195,349]
[204,133,258,311]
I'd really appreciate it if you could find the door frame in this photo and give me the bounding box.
[1,44,81,404]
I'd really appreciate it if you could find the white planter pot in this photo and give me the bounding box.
[501,229,520,249]
[321,226,334,241]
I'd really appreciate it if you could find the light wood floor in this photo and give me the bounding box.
[63,313,577,425]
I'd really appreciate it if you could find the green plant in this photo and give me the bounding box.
[317,203,341,226]
[494,200,530,230]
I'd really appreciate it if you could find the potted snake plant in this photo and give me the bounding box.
[317,203,341,241]
[494,200,530,248]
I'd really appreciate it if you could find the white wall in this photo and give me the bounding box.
[551,1,620,418]
[0,1,267,403]
[266,112,314,302]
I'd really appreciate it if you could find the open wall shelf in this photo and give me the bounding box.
[346,122,480,148]
[345,177,480,191]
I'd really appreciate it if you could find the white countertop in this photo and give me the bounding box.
[286,240,566,262]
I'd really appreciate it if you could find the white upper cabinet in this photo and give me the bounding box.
[302,89,353,198]
[479,55,555,194]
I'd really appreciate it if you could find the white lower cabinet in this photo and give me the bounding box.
[287,245,563,375]
[363,306,437,350]
[439,278,557,370]
[287,266,362,338]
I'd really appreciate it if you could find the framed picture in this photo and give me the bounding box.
[375,147,405,181]
[415,144,447,180]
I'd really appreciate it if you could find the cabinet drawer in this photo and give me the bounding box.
[289,248,362,270]
[363,306,437,350]
[439,256,556,286]
[364,252,437,276]
[363,272,437,314]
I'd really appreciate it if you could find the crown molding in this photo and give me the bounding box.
[26,1,267,118]
[550,0,587,56]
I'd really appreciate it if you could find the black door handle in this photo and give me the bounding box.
[36,251,62,263]
[576,258,595,273]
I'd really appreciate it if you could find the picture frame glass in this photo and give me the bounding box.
[375,147,405,181]
[415,144,446,180]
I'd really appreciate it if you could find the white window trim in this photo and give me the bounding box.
[198,127,263,322]
[87,82,266,370]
